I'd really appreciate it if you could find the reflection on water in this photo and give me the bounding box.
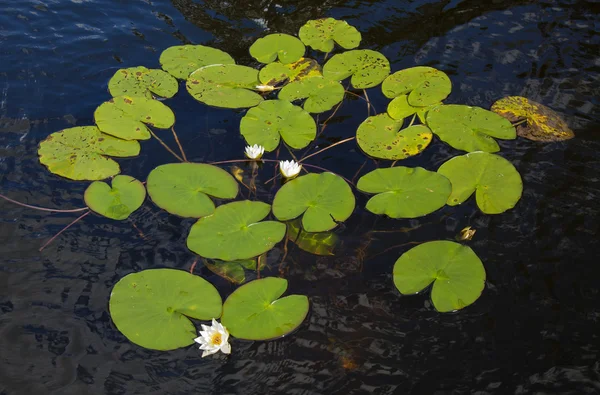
[1,0,600,393]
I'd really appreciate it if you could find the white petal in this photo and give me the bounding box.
[202,348,218,358]
[220,342,231,354]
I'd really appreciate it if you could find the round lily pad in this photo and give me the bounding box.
[38,126,140,181]
[357,167,451,218]
[387,94,441,121]
[323,49,390,89]
[278,76,345,113]
[221,277,309,340]
[94,96,175,141]
[382,66,451,107]
[146,163,239,218]
[109,269,223,350]
[298,18,361,53]
[187,200,286,261]
[249,33,305,64]
[84,175,146,220]
[159,44,235,79]
[272,172,355,232]
[240,100,316,152]
[108,66,178,99]
[186,64,263,109]
[356,114,432,160]
[393,241,486,312]
[426,105,516,152]
[491,96,575,142]
[437,151,523,214]
[258,58,321,86]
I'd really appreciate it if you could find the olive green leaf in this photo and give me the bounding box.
[38,126,140,181]
[299,18,361,53]
[287,218,339,256]
[159,44,235,79]
[84,175,146,220]
[323,50,390,89]
[258,57,321,86]
[108,66,178,99]
[387,94,441,122]
[250,33,305,64]
[382,66,451,106]
[278,76,345,113]
[204,258,259,284]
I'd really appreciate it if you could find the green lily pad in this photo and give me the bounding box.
[159,44,235,79]
[108,66,178,99]
[258,58,321,86]
[323,50,390,89]
[221,277,309,340]
[186,64,263,109]
[426,105,516,152]
[187,200,286,261]
[146,163,239,218]
[298,18,361,53]
[491,96,575,142]
[240,100,316,152]
[356,114,432,160]
[94,96,175,141]
[250,33,305,64]
[382,66,451,107]
[393,241,486,312]
[287,218,338,256]
[278,76,345,113]
[357,167,451,218]
[387,94,441,122]
[84,175,146,220]
[109,268,223,350]
[437,151,523,214]
[272,172,355,232]
[38,126,140,181]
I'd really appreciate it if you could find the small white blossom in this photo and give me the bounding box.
[279,160,302,179]
[194,318,231,358]
[255,85,275,92]
[245,144,265,160]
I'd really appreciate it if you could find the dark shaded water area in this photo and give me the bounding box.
[1,0,600,393]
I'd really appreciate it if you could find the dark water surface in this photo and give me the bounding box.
[1,0,600,394]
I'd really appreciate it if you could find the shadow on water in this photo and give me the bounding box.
[1,0,600,394]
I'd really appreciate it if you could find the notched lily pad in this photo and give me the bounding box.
[382,66,451,107]
[387,94,441,122]
[356,114,432,160]
[204,258,259,284]
[426,105,516,152]
[221,277,309,340]
[272,172,355,232]
[323,50,390,89]
[491,96,575,142]
[250,33,305,64]
[258,58,321,86]
[278,76,345,113]
[159,44,235,79]
[437,151,523,214]
[94,96,175,141]
[393,241,486,312]
[299,18,361,53]
[357,167,451,218]
[240,99,316,152]
[84,175,146,220]
[186,64,263,108]
[108,66,178,99]
[109,269,223,350]
[38,126,140,181]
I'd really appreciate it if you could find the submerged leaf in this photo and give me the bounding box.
[382,66,451,106]
[323,50,390,89]
[258,57,321,86]
[299,18,361,53]
[250,33,305,64]
[287,218,339,256]
[84,175,146,220]
[204,259,255,284]
[278,76,345,113]
[108,66,178,99]
[159,45,235,79]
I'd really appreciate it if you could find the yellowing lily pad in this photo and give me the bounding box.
[299,18,361,53]
[356,114,432,160]
[426,105,516,152]
[258,57,321,86]
[84,175,146,220]
[272,172,355,232]
[393,241,486,312]
[187,201,286,261]
[159,44,235,79]
[278,76,345,113]
[323,50,390,89]
[491,96,575,142]
[38,126,140,181]
[109,269,223,350]
[240,100,316,152]
[249,33,305,64]
[221,277,309,340]
[382,66,451,107]
[94,96,175,141]
[108,66,178,99]
[146,163,239,218]
[357,167,451,218]
[186,64,263,109]
[437,151,523,214]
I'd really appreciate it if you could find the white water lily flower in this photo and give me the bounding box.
[245,144,264,160]
[194,318,231,358]
[255,84,275,92]
[280,160,302,179]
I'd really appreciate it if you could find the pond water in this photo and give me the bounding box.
[1,0,600,393]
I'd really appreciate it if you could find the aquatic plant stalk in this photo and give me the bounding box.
[300,137,355,162]
[39,210,91,251]
[171,126,188,161]
[0,193,89,213]
[149,130,184,162]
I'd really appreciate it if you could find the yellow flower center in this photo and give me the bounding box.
[210,333,222,346]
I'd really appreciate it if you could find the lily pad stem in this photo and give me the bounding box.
[300,90,346,160]
[39,210,91,251]
[512,119,527,127]
[171,126,188,162]
[408,113,417,127]
[149,130,184,162]
[299,136,355,162]
[0,193,89,213]
[363,89,376,116]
